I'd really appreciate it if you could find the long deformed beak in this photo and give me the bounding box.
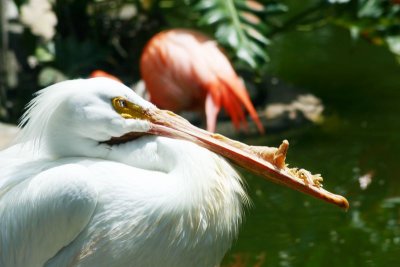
[111,99,349,210]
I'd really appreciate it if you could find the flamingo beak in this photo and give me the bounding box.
[111,101,349,210]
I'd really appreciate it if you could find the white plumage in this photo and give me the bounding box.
[0,78,348,267]
[0,78,246,267]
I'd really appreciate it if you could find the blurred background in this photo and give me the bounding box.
[1,0,400,266]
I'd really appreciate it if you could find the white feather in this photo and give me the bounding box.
[0,78,248,267]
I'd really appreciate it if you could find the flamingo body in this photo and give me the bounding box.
[90,70,122,83]
[140,29,264,132]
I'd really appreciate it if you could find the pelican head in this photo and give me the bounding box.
[18,78,156,158]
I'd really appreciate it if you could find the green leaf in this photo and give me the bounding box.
[216,24,239,47]
[358,0,383,18]
[196,0,274,68]
[244,25,271,45]
[243,0,264,12]
[237,46,256,68]
[249,41,269,61]
[200,8,228,24]
[264,3,288,14]
[195,0,217,10]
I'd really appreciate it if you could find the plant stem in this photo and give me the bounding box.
[224,0,248,46]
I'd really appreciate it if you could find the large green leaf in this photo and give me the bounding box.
[195,0,286,68]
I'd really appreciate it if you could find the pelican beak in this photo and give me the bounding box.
[111,102,349,210]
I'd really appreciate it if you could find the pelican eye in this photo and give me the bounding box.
[112,96,149,120]
[117,99,127,108]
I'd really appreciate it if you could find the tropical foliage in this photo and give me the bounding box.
[1,0,399,121]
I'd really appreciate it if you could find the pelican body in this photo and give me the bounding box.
[0,78,348,267]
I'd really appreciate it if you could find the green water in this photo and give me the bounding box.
[223,26,400,266]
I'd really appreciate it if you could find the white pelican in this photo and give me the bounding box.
[0,78,348,267]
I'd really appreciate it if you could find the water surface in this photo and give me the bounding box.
[223,25,400,267]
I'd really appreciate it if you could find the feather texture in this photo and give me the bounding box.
[0,78,248,267]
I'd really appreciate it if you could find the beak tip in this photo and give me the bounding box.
[328,194,349,210]
[340,197,350,211]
